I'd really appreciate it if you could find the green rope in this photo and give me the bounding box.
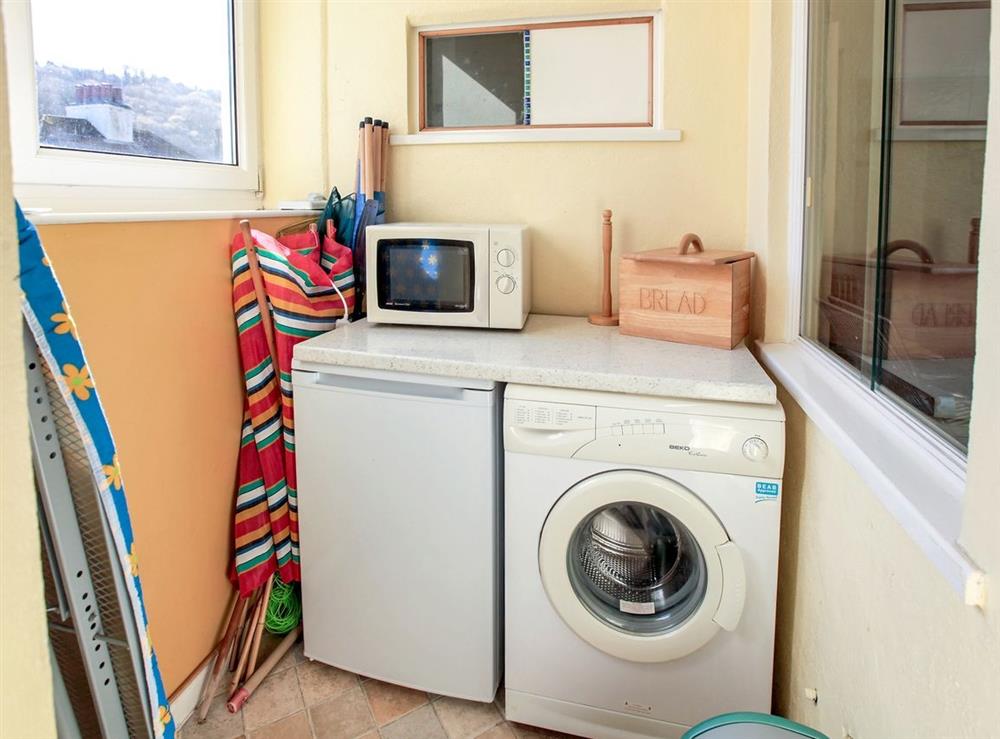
[264,575,301,635]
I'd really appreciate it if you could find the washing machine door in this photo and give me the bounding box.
[538,470,746,663]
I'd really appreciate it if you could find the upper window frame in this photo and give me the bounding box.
[1,0,261,206]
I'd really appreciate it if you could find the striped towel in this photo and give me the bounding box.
[230,226,354,594]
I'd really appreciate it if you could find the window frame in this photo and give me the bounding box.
[759,0,985,603]
[1,0,261,209]
[401,10,681,145]
[418,15,654,132]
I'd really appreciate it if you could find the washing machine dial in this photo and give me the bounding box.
[742,437,769,461]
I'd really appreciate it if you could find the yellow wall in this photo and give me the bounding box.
[265,0,751,317]
[754,3,1000,737]
[0,6,57,736]
[773,390,1000,737]
[37,215,300,696]
[259,0,328,203]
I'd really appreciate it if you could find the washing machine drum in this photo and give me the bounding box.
[572,502,706,633]
[539,470,747,664]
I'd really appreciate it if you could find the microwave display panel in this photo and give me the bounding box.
[377,239,475,312]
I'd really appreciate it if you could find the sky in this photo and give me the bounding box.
[31,0,233,91]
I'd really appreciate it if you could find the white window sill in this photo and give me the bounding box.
[25,209,321,226]
[758,338,984,605]
[390,128,682,145]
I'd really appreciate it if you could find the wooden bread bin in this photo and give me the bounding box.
[619,233,754,349]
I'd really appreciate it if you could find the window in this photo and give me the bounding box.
[800,0,987,453]
[3,0,259,207]
[418,15,656,132]
[31,0,236,165]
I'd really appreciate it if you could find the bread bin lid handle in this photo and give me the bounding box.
[678,233,704,255]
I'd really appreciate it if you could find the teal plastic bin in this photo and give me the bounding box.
[683,712,829,739]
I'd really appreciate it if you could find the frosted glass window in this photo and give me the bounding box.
[530,24,650,125]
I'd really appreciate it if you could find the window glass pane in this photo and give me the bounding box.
[877,0,986,450]
[31,0,236,165]
[802,0,887,374]
[425,33,526,128]
[802,0,986,453]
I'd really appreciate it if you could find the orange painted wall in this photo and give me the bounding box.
[38,215,302,695]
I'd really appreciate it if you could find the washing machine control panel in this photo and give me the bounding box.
[505,400,599,457]
[585,407,783,476]
[505,397,784,477]
[509,400,595,430]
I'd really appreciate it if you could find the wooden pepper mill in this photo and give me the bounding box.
[589,209,619,326]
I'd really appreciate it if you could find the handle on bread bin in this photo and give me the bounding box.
[882,239,934,264]
[678,233,704,255]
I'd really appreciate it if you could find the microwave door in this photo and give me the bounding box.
[375,238,486,321]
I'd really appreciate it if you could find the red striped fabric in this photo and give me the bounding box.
[229,226,354,594]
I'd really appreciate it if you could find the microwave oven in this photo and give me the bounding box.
[365,223,531,329]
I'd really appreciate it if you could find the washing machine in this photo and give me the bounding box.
[503,384,785,739]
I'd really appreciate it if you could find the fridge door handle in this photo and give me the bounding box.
[294,370,494,404]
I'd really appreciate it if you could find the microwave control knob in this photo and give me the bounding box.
[496,275,516,295]
[742,437,769,462]
[497,248,516,267]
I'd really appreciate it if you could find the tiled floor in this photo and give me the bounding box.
[178,640,578,739]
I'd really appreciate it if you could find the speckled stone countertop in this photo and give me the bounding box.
[292,314,776,404]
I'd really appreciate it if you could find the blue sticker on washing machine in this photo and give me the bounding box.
[755,481,780,502]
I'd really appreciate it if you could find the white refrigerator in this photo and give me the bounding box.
[292,364,501,702]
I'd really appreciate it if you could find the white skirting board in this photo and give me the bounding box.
[168,658,213,730]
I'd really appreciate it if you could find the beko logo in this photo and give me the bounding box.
[669,444,690,451]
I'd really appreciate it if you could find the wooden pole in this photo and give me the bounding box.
[363,117,375,199]
[227,614,245,672]
[371,119,383,194]
[356,119,365,199]
[380,121,390,193]
[245,575,275,680]
[588,209,619,326]
[229,589,265,694]
[239,220,280,373]
[227,626,302,713]
[195,590,238,710]
[228,586,258,672]
[197,595,249,722]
